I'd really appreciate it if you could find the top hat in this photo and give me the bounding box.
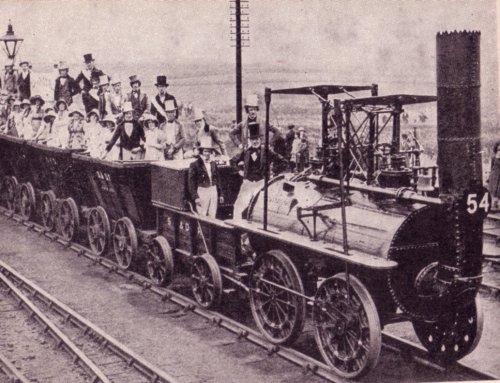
[58,61,69,70]
[19,60,30,67]
[110,75,121,85]
[123,101,134,113]
[198,136,215,151]
[245,94,259,109]
[248,121,261,139]
[100,116,116,127]
[129,75,141,86]
[141,113,159,126]
[98,75,109,86]
[164,100,176,112]
[298,127,305,132]
[83,53,95,63]
[30,95,45,106]
[4,59,13,68]
[155,75,169,87]
[192,108,204,121]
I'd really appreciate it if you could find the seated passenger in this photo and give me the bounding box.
[160,100,185,160]
[100,116,119,160]
[85,109,102,157]
[102,101,145,160]
[230,122,287,219]
[188,136,219,218]
[67,105,86,149]
[142,113,165,161]
[33,110,57,144]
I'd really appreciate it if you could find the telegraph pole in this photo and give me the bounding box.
[230,0,249,125]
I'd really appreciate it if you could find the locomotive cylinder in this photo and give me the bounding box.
[436,31,482,194]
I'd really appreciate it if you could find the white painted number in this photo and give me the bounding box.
[466,192,490,215]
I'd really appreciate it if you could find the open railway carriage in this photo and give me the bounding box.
[146,31,489,379]
[70,154,155,267]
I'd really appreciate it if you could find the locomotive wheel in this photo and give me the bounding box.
[1,176,18,211]
[113,217,138,270]
[146,236,174,287]
[313,273,382,379]
[412,296,483,365]
[57,197,79,242]
[87,206,111,256]
[40,191,57,231]
[249,250,306,345]
[18,182,36,221]
[191,253,222,308]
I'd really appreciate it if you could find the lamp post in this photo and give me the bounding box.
[0,20,23,63]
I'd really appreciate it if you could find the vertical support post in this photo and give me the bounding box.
[367,113,375,184]
[235,0,243,125]
[392,102,402,154]
[344,102,351,191]
[336,100,349,255]
[321,101,329,173]
[263,88,271,231]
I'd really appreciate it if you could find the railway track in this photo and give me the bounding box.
[0,208,498,382]
[0,349,30,383]
[0,255,177,383]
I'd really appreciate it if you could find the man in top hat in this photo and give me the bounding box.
[108,76,125,116]
[188,136,220,218]
[17,60,32,100]
[3,60,17,96]
[150,75,178,125]
[229,94,261,150]
[160,99,185,160]
[192,107,227,156]
[74,54,104,112]
[126,75,149,120]
[230,121,287,219]
[54,61,78,106]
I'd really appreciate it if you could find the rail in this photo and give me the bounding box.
[0,350,31,383]
[0,207,498,382]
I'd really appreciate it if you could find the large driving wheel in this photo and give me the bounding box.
[112,217,138,270]
[412,296,483,365]
[147,236,174,287]
[87,206,111,256]
[313,273,382,379]
[249,250,306,345]
[18,182,36,220]
[191,253,222,308]
[40,190,57,231]
[1,176,18,211]
[57,197,79,242]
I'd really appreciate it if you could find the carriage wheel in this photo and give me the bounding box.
[249,250,306,345]
[191,253,222,308]
[412,296,483,365]
[40,190,57,231]
[112,217,138,270]
[18,182,36,221]
[1,176,18,211]
[87,206,111,256]
[313,273,382,379]
[57,197,79,242]
[146,236,174,287]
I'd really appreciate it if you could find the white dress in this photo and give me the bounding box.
[85,121,103,157]
[144,128,165,160]
[50,112,70,148]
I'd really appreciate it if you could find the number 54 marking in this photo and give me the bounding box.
[466,192,490,215]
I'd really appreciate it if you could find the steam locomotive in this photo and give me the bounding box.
[0,31,490,378]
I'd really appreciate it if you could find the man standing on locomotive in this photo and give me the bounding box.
[150,75,178,125]
[74,54,104,113]
[17,60,32,100]
[161,99,185,160]
[188,136,219,218]
[191,108,227,156]
[229,94,260,150]
[230,122,287,219]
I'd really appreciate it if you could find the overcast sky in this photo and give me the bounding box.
[0,0,498,117]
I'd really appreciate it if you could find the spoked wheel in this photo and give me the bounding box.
[87,206,111,256]
[18,182,36,220]
[147,236,174,286]
[57,197,79,242]
[412,296,483,365]
[40,190,57,231]
[1,176,18,211]
[249,250,306,345]
[313,273,382,379]
[112,217,138,270]
[191,253,222,308]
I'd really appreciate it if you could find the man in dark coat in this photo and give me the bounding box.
[53,61,78,106]
[3,61,17,96]
[126,75,149,119]
[150,75,178,124]
[229,94,260,150]
[285,124,296,160]
[188,136,219,217]
[74,54,104,112]
[17,60,31,100]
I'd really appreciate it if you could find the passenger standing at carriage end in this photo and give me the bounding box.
[230,122,287,219]
[74,54,104,113]
[126,75,149,120]
[54,61,78,106]
[17,60,31,100]
[151,75,178,125]
[103,101,145,161]
[161,99,185,160]
[192,108,227,156]
[188,136,219,218]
